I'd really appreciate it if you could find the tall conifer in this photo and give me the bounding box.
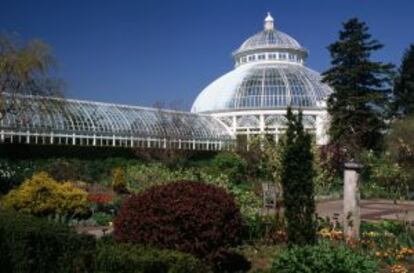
[322,18,393,157]
[394,44,414,117]
[281,107,316,245]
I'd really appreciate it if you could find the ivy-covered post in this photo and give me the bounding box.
[343,161,363,240]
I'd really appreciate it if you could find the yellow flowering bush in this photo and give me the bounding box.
[111,167,128,193]
[1,171,88,216]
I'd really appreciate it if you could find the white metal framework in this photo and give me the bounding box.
[0,95,233,150]
[0,13,332,150]
[191,13,332,144]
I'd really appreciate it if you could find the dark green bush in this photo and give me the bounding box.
[206,248,251,273]
[211,152,247,184]
[96,240,209,273]
[271,241,378,273]
[280,109,316,245]
[0,211,95,273]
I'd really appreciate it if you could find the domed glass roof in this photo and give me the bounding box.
[191,13,332,113]
[233,12,307,56]
[191,63,331,112]
[235,29,304,54]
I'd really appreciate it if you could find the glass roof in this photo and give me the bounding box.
[1,95,231,141]
[233,13,307,56]
[192,63,332,112]
[235,29,305,55]
[191,13,331,113]
[229,64,330,109]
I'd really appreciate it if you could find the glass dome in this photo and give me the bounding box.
[235,29,305,55]
[233,12,307,60]
[191,13,332,113]
[229,64,329,109]
[191,63,331,112]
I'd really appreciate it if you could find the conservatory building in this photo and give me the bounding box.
[192,13,332,145]
[0,13,331,150]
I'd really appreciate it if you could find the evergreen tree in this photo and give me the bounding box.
[394,44,414,117]
[281,107,316,245]
[322,18,393,158]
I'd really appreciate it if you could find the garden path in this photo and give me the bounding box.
[316,199,414,226]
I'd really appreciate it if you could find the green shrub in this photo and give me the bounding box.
[211,152,247,184]
[280,109,316,245]
[93,212,114,226]
[96,239,209,273]
[361,151,410,200]
[271,241,378,273]
[1,172,88,217]
[0,211,95,273]
[0,159,36,194]
[126,162,232,192]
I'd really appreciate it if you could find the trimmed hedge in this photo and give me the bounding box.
[114,181,244,258]
[96,239,209,273]
[0,211,95,273]
[0,211,208,273]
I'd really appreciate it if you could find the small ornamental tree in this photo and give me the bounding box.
[114,181,244,258]
[280,108,316,245]
[111,167,128,193]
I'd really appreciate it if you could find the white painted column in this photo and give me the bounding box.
[259,114,265,134]
[232,115,237,133]
[315,110,330,145]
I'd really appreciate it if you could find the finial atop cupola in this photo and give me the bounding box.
[264,12,274,31]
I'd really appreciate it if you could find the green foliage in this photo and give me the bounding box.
[111,167,128,193]
[313,145,343,196]
[280,108,316,245]
[0,211,96,273]
[0,211,206,273]
[361,151,410,199]
[211,152,247,185]
[394,44,414,117]
[1,171,88,217]
[93,212,114,226]
[0,159,37,194]
[322,18,394,157]
[271,241,378,273]
[230,184,262,224]
[386,116,414,185]
[95,240,208,273]
[238,136,283,182]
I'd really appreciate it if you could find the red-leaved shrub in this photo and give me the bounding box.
[114,181,244,257]
[87,193,113,204]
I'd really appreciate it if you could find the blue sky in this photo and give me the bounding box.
[1,0,413,110]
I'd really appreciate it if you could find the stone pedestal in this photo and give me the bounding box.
[343,162,363,240]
